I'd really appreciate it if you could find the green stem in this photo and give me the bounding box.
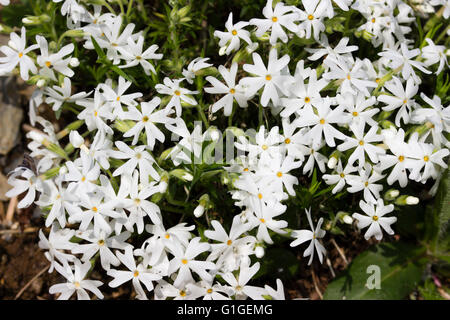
[197,104,209,129]
[126,0,134,22]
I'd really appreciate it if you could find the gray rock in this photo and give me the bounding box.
[0,77,23,155]
[0,171,11,201]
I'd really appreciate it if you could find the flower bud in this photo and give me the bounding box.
[69,57,80,67]
[406,196,419,205]
[27,130,45,143]
[255,246,265,258]
[169,168,193,182]
[343,215,353,224]
[327,156,338,170]
[384,189,400,201]
[69,130,84,148]
[193,204,205,218]
[36,79,46,88]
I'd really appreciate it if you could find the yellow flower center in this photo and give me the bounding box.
[308,15,314,20]
[265,75,272,81]
[179,290,186,297]
[262,144,268,150]
[98,239,105,246]
[359,140,364,146]
[272,17,278,22]
[136,153,142,159]
[340,173,345,178]
[174,90,181,96]
[260,218,266,223]
[285,138,291,144]
[365,181,369,187]
[375,78,380,83]
[207,288,213,294]
[181,259,188,265]
[371,18,376,23]
[277,171,283,177]
[112,43,118,47]
[398,155,405,162]
[134,198,141,205]
[133,270,139,277]
[352,111,358,117]
[305,97,311,103]
[74,281,80,288]
[81,176,86,182]
[18,52,23,58]
[347,74,351,80]
[165,233,170,239]
[142,116,149,122]
[45,61,52,68]
[94,111,98,117]
[229,88,236,94]
[243,168,249,172]
[116,96,121,101]
[319,118,325,125]
[232,29,237,36]
[227,239,232,246]
[403,99,407,104]
[92,207,98,212]
[136,56,142,60]
[372,215,378,221]
[423,156,429,162]
[258,193,263,199]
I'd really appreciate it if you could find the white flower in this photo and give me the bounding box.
[121,97,172,148]
[205,215,255,272]
[250,0,300,45]
[0,27,38,80]
[250,202,288,245]
[377,77,418,126]
[294,98,350,148]
[264,278,285,300]
[182,57,212,84]
[352,199,397,240]
[167,237,215,287]
[378,43,431,84]
[38,226,76,273]
[6,167,42,209]
[111,141,160,182]
[240,48,291,107]
[117,35,163,75]
[280,69,328,118]
[45,77,91,111]
[108,247,162,300]
[421,38,448,74]
[290,208,326,265]
[337,121,385,167]
[205,62,248,116]
[72,227,131,270]
[296,0,327,40]
[322,159,358,194]
[36,35,75,80]
[214,13,252,55]
[155,77,198,117]
[100,76,143,116]
[221,261,266,300]
[50,260,104,300]
[346,163,385,203]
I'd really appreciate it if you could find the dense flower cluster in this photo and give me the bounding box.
[1,0,449,300]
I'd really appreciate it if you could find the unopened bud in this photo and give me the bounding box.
[69,130,84,148]
[69,57,80,67]
[28,130,45,143]
[406,196,419,205]
[327,156,338,169]
[193,204,205,218]
[36,79,46,88]
[384,189,400,201]
[343,215,353,224]
[255,246,265,258]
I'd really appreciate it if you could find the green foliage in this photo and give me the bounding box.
[324,242,428,300]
